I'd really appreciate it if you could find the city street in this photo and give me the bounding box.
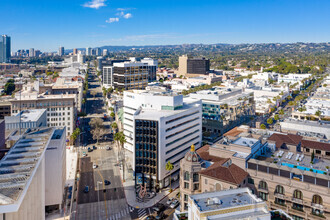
[74,73,130,220]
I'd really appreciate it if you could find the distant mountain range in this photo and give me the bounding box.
[65,42,330,54]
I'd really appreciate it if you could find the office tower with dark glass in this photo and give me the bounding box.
[0,35,11,63]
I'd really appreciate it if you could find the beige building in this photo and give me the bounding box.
[178,55,210,77]
[179,145,249,212]
[9,87,76,137]
[210,127,330,220]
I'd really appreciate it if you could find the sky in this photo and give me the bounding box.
[1,0,329,51]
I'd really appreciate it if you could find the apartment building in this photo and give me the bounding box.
[123,89,202,189]
[0,127,66,220]
[103,58,158,90]
[189,87,255,142]
[9,87,76,136]
[211,126,330,220]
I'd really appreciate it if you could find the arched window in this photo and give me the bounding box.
[275,185,284,195]
[312,195,323,205]
[184,171,190,181]
[259,181,268,190]
[293,190,303,200]
[193,173,199,182]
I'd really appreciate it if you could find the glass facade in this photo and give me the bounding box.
[0,35,11,63]
[135,119,158,190]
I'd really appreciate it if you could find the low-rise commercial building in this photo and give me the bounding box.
[4,109,47,130]
[187,188,270,220]
[189,87,255,142]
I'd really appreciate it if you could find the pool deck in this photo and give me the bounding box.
[273,150,330,173]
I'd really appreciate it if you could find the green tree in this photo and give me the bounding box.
[4,79,15,95]
[110,111,115,118]
[111,122,118,133]
[114,131,127,180]
[267,118,273,125]
[70,128,81,145]
[279,109,284,115]
[274,114,279,121]
[311,150,315,163]
[165,161,174,192]
[260,124,266,129]
[315,110,322,118]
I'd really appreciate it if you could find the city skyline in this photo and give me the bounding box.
[0,0,329,51]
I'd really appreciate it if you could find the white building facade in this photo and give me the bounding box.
[123,90,202,189]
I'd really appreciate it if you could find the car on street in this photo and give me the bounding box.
[92,145,97,150]
[93,163,98,169]
[82,152,87,157]
[155,212,165,220]
[153,204,165,212]
[88,147,93,152]
[84,186,89,193]
[170,199,179,209]
[146,216,155,220]
[106,145,111,150]
[104,180,111,185]
[166,198,174,205]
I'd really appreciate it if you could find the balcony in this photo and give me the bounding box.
[258,188,268,194]
[289,206,306,218]
[292,197,303,204]
[311,203,324,210]
[274,193,284,199]
[271,201,286,210]
[309,212,326,220]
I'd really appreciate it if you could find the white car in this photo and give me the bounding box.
[93,164,98,169]
[170,199,179,209]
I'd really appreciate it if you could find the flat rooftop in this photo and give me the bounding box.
[135,98,201,119]
[17,109,46,122]
[0,127,54,205]
[232,137,258,148]
[191,188,264,212]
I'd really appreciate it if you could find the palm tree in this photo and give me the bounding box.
[114,131,126,180]
[111,122,118,134]
[165,161,174,192]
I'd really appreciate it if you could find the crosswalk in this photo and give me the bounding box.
[108,207,130,220]
[79,146,110,150]
[138,209,150,219]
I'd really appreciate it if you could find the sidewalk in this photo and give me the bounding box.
[115,146,179,209]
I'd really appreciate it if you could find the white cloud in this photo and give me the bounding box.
[117,8,135,11]
[123,13,132,19]
[83,0,106,9]
[106,17,119,23]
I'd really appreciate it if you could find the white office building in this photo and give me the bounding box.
[123,89,202,189]
[0,127,66,220]
[86,47,92,56]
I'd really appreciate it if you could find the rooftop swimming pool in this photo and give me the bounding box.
[281,162,326,174]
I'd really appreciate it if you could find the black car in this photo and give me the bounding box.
[93,145,97,150]
[153,204,165,212]
[104,180,111,185]
[88,147,93,152]
[155,212,165,220]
